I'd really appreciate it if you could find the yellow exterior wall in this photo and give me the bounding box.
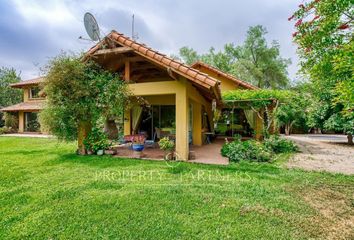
[144,95,175,105]
[23,88,29,102]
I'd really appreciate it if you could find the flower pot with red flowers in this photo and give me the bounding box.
[131,135,146,152]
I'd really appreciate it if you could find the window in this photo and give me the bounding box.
[29,87,40,99]
[24,112,40,132]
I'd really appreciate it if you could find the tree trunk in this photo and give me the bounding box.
[77,121,92,155]
[104,118,118,140]
[348,133,353,145]
[285,124,290,135]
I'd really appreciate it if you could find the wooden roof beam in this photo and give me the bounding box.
[94,47,133,56]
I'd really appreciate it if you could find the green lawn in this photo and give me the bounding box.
[0,137,353,239]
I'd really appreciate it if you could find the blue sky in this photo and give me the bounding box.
[0,0,300,81]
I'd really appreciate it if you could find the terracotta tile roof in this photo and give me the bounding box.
[85,30,221,100]
[1,101,44,112]
[10,77,44,88]
[191,61,259,90]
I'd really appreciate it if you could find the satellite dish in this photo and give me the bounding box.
[84,12,100,41]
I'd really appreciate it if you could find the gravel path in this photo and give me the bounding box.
[284,134,354,175]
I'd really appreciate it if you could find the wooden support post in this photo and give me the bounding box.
[125,61,130,82]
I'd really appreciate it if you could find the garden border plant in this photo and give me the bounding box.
[221,134,298,163]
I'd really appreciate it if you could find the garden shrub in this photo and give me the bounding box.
[158,137,175,152]
[0,126,15,135]
[4,112,18,130]
[263,135,298,153]
[221,135,297,162]
[221,138,272,162]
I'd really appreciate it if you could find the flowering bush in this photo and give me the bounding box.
[158,137,174,152]
[131,135,146,145]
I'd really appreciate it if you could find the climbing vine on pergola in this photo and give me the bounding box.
[222,89,293,132]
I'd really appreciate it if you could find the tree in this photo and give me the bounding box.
[0,68,21,127]
[40,53,131,153]
[232,26,291,89]
[275,92,308,135]
[178,25,291,89]
[290,0,353,144]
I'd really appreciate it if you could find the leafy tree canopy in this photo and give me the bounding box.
[0,67,21,108]
[290,0,353,142]
[0,67,21,127]
[178,25,291,89]
[222,89,293,107]
[40,53,131,142]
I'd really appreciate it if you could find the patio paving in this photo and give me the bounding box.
[190,139,229,165]
[113,139,229,165]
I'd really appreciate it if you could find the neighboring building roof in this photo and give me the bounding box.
[1,101,44,112]
[191,61,259,90]
[10,77,44,88]
[85,30,221,101]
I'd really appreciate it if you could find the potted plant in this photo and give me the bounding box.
[158,137,175,160]
[83,128,111,155]
[131,135,146,152]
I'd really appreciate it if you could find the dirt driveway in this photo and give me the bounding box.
[284,134,354,175]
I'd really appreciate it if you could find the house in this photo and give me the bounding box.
[1,30,261,160]
[83,30,261,160]
[1,77,45,133]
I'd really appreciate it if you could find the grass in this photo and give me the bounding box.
[0,137,353,239]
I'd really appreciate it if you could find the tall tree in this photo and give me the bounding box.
[233,26,291,89]
[290,0,353,144]
[178,25,291,89]
[0,67,21,127]
[40,53,131,153]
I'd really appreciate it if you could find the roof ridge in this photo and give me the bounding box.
[89,31,221,88]
[191,61,259,90]
[10,77,45,88]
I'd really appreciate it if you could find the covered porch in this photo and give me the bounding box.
[123,80,215,160]
[1,101,43,133]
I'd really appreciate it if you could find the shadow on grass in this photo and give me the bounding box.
[1,149,48,155]
[47,153,167,169]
